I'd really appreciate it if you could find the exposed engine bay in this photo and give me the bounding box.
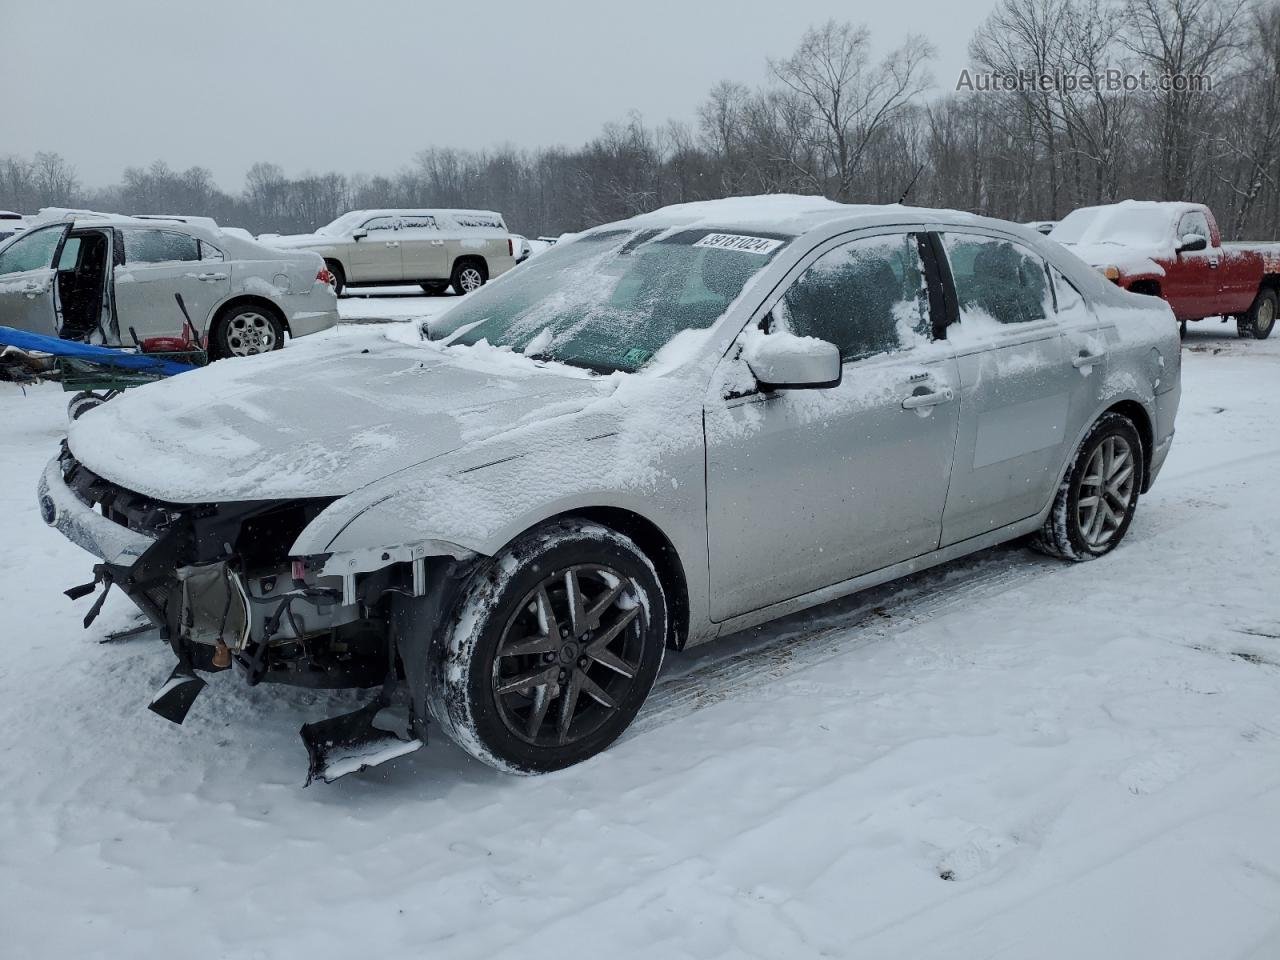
[46,443,473,783]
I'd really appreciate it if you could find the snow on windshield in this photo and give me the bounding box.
[316,212,366,237]
[1049,202,1177,247]
[428,227,791,373]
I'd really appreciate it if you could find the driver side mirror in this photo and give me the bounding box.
[743,331,842,390]
[1177,233,1207,253]
[352,229,368,242]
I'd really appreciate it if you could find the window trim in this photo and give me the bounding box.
[759,225,946,356]
[932,228,1064,343]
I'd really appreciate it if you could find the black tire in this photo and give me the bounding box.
[450,259,487,296]
[420,281,449,296]
[325,260,345,297]
[67,391,106,421]
[209,304,285,360]
[427,518,667,774]
[1179,319,1187,339]
[1239,288,1277,340]
[1034,413,1144,561]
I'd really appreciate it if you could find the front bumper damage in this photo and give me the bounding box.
[39,447,471,784]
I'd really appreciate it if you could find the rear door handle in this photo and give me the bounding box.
[385,241,400,248]
[901,387,954,410]
[430,239,444,245]
[196,272,227,282]
[1072,352,1106,368]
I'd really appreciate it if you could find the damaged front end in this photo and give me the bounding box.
[39,444,472,784]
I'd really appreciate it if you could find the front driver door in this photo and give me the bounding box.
[348,215,404,283]
[0,223,69,334]
[113,228,231,343]
[704,230,961,622]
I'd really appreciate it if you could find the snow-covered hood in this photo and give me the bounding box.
[67,333,610,503]
[1057,241,1167,278]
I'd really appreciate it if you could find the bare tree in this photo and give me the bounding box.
[769,20,935,200]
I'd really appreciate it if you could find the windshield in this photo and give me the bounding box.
[316,212,367,237]
[1050,206,1175,247]
[428,227,790,373]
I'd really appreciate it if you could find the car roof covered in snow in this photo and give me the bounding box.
[601,194,1004,239]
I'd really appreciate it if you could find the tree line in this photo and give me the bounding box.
[4,0,1279,240]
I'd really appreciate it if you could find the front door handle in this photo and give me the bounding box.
[196,272,227,282]
[1072,352,1106,368]
[385,241,400,248]
[901,387,955,410]
[1208,259,1219,268]
[21,281,47,297]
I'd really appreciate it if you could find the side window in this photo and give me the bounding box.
[1178,211,1210,242]
[122,229,200,264]
[400,215,438,230]
[199,240,225,262]
[361,216,398,233]
[942,234,1053,327]
[56,237,83,271]
[0,226,65,276]
[773,233,932,363]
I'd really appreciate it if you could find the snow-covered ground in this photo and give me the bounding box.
[1,322,1278,959]
[337,287,456,324]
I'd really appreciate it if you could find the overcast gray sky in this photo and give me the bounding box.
[3,0,987,190]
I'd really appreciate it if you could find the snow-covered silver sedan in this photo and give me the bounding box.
[38,196,1181,782]
[0,213,337,357]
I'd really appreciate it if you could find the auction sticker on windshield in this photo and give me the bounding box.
[694,233,784,255]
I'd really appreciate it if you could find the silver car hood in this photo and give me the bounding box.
[67,334,608,503]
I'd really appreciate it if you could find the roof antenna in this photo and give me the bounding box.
[896,163,926,205]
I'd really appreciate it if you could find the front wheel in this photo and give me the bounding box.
[1033,412,1143,561]
[427,519,667,773]
[1239,288,1277,340]
[210,306,285,359]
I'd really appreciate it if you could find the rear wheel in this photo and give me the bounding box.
[324,260,346,296]
[210,305,285,359]
[451,259,487,296]
[1239,288,1277,340]
[1034,413,1143,561]
[427,519,667,773]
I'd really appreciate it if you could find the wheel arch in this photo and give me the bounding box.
[551,506,690,651]
[1101,399,1155,493]
[1127,278,1162,298]
[451,254,489,277]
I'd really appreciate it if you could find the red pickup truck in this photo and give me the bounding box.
[1049,200,1279,339]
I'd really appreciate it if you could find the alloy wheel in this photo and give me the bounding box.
[492,564,645,747]
[459,266,484,292]
[226,312,277,356]
[1076,435,1137,549]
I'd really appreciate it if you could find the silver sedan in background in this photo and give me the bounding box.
[40,196,1180,782]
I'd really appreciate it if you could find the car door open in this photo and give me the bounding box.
[704,231,961,623]
[0,223,69,335]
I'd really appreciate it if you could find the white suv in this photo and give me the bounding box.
[266,209,518,296]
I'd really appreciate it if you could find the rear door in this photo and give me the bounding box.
[113,228,231,342]
[935,231,1079,546]
[704,229,961,621]
[398,213,448,281]
[0,223,69,335]
[348,215,403,283]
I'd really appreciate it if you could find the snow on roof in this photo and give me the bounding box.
[617,194,991,237]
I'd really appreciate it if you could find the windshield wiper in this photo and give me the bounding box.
[525,352,613,375]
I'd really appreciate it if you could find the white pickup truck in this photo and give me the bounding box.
[265,208,518,296]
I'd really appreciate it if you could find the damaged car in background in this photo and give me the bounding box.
[37,195,1181,784]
